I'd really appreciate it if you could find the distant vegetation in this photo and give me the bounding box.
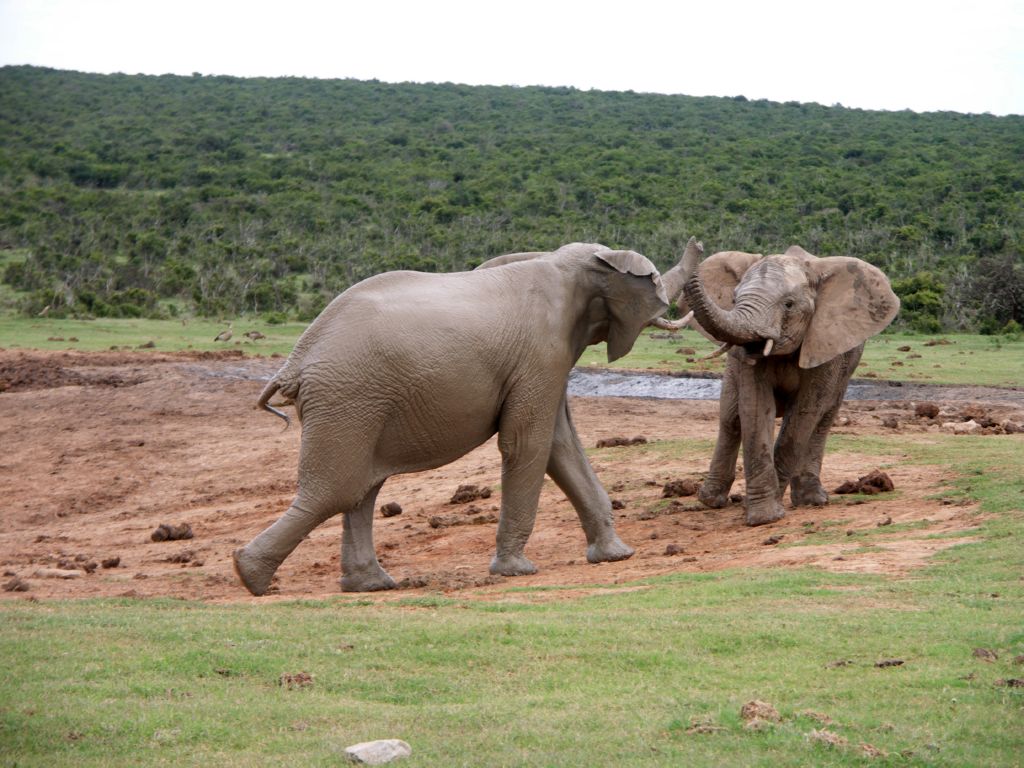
[0,65,1021,330]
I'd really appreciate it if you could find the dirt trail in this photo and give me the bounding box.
[2,349,1020,604]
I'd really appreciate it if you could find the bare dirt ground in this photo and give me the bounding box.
[2,349,1022,604]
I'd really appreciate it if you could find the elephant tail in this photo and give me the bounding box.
[256,375,295,427]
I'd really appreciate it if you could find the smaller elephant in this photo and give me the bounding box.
[233,241,699,594]
[679,245,899,525]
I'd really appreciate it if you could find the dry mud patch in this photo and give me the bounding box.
[1,349,1020,604]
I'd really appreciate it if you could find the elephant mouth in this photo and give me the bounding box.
[740,335,795,360]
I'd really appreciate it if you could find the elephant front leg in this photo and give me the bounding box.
[546,395,634,564]
[490,398,560,577]
[738,363,785,526]
[699,365,740,509]
[340,482,396,592]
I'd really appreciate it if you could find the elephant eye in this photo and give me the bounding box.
[783,299,794,310]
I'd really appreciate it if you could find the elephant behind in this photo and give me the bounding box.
[233,241,698,594]
[678,245,900,526]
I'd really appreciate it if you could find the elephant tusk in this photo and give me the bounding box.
[679,310,695,326]
[701,342,733,360]
[763,338,774,357]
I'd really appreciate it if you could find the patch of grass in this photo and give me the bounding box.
[0,317,305,356]
[2,432,1023,766]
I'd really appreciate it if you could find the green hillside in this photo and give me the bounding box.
[1,65,1021,329]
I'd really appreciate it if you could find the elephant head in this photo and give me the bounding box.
[681,245,899,368]
[478,240,701,362]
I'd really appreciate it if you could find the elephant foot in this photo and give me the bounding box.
[744,499,786,527]
[489,553,539,577]
[340,564,396,593]
[586,535,634,564]
[232,547,280,596]
[790,473,829,507]
[698,481,733,509]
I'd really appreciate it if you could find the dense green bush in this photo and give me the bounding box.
[0,66,1021,328]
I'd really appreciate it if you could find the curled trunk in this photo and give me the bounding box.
[682,272,761,346]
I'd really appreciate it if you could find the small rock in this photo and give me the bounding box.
[379,502,403,518]
[137,340,156,349]
[995,678,1024,688]
[960,404,987,421]
[101,556,121,569]
[677,347,696,355]
[897,345,912,352]
[729,493,744,504]
[881,416,899,429]
[972,648,998,663]
[344,739,412,764]
[914,402,940,419]
[762,534,784,545]
[740,700,780,722]
[663,544,683,556]
[610,499,625,510]
[877,516,893,527]
[662,478,699,498]
[826,659,853,668]
[1002,421,1022,434]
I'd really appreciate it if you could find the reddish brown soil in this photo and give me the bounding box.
[2,349,1022,604]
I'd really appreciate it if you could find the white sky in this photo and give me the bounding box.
[1,0,1022,115]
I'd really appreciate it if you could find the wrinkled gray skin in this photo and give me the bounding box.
[233,241,699,595]
[679,245,899,526]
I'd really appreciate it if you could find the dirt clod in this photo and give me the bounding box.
[914,402,940,419]
[972,648,998,663]
[379,501,403,518]
[881,416,899,428]
[101,557,121,569]
[596,435,648,448]
[448,484,491,504]
[762,535,784,545]
[740,700,780,723]
[807,729,848,748]
[3,577,29,592]
[663,544,684,556]
[279,672,313,689]
[150,523,193,542]
[995,678,1024,687]
[834,470,895,495]
[662,478,699,498]
[875,659,905,668]
[860,743,888,758]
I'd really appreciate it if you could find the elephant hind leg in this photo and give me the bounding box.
[233,495,334,596]
[340,481,395,592]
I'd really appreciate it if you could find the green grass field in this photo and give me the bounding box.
[2,316,1022,765]
[1,433,1022,766]
[2,316,1023,387]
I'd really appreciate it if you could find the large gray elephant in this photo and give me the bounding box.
[678,245,899,526]
[233,241,699,594]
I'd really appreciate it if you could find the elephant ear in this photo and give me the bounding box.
[800,256,900,369]
[677,250,763,342]
[594,248,670,362]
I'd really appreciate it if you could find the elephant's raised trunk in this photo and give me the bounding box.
[659,237,704,304]
[682,272,762,347]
